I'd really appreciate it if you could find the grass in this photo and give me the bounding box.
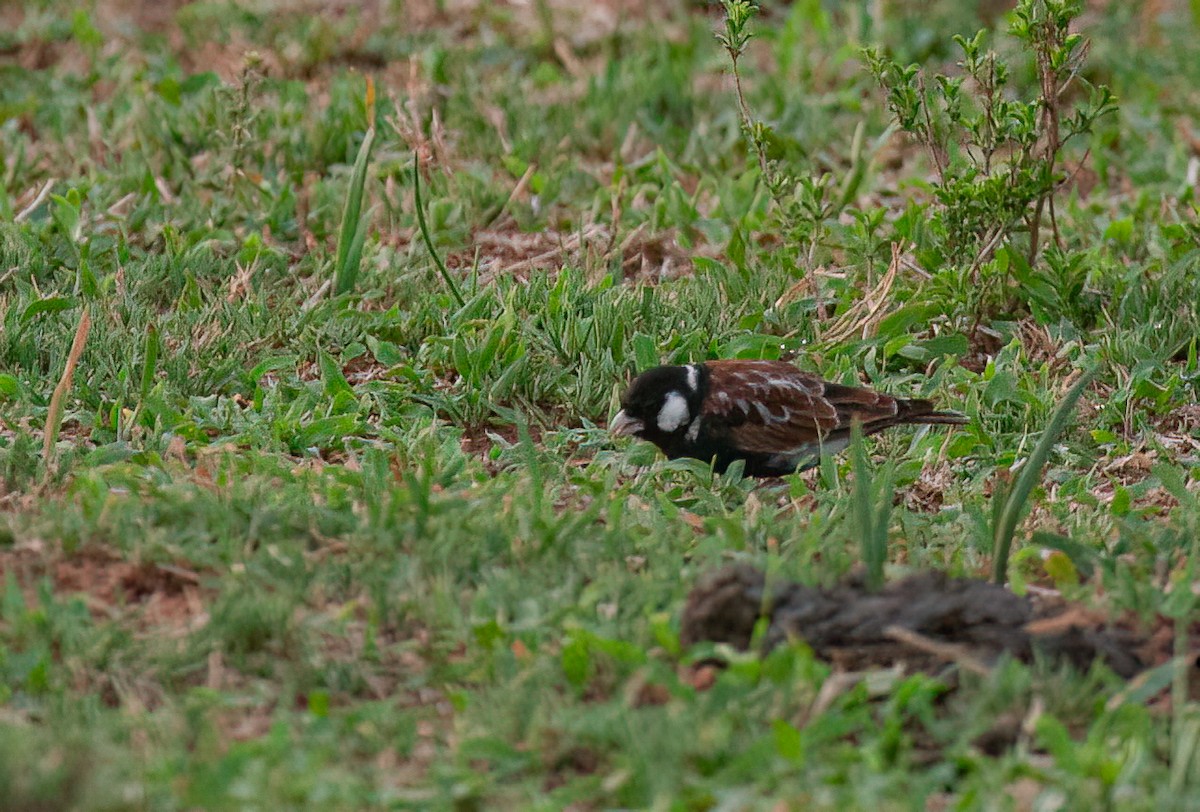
[0,0,1199,808]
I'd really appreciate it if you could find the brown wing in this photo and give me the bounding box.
[701,360,902,455]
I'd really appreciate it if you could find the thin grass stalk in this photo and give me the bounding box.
[413,152,465,308]
[138,324,159,403]
[991,368,1094,585]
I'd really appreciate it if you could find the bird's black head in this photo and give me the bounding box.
[610,364,707,442]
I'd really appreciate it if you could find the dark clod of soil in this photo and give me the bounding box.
[680,565,1147,678]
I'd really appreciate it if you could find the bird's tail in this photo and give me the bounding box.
[896,398,969,426]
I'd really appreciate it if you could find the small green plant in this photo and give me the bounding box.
[717,1,770,184]
[990,367,1093,585]
[717,0,870,267]
[864,0,1116,316]
[122,323,159,440]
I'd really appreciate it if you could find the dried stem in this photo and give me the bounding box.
[43,306,92,476]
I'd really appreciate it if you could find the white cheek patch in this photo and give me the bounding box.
[656,392,690,432]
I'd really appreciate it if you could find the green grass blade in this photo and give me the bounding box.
[992,368,1094,585]
[836,120,868,208]
[138,324,158,403]
[333,124,376,296]
[850,420,885,591]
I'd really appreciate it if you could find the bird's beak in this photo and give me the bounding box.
[609,410,644,438]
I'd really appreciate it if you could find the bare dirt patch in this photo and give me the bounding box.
[902,464,956,513]
[1155,403,1200,439]
[0,544,208,631]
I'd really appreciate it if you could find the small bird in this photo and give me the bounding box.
[609,360,968,477]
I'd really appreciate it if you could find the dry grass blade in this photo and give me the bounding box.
[14,178,57,222]
[817,240,905,344]
[1105,656,1192,712]
[773,272,816,310]
[801,665,906,723]
[43,306,92,475]
[883,625,994,677]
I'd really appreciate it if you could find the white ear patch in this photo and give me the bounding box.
[657,392,690,432]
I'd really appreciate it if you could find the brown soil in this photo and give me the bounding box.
[0,544,207,631]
